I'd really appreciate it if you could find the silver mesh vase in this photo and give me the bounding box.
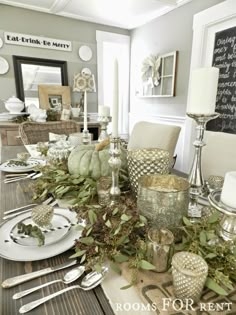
[127,148,170,196]
[172,252,208,303]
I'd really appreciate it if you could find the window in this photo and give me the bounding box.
[96,31,130,136]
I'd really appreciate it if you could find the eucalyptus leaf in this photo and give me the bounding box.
[70,250,86,258]
[208,212,220,224]
[86,227,93,236]
[110,261,121,274]
[114,254,129,263]
[205,253,217,259]
[105,220,112,228]
[139,215,147,224]
[205,278,228,296]
[112,208,119,215]
[121,214,132,222]
[199,231,207,244]
[183,217,192,226]
[80,254,86,263]
[88,209,97,225]
[114,225,121,236]
[139,260,156,270]
[79,237,94,245]
[116,235,129,246]
[120,284,133,290]
[76,224,85,231]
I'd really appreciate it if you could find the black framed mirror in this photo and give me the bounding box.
[13,56,68,108]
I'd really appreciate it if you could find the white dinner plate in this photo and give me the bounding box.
[0,56,9,74]
[0,159,39,173]
[0,208,81,261]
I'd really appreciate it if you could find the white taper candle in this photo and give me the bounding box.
[112,59,119,137]
[83,90,88,131]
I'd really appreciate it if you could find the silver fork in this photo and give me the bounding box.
[4,172,37,184]
[3,198,58,220]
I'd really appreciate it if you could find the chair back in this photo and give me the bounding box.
[128,121,181,159]
[202,131,236,179]
[19,121,81,145]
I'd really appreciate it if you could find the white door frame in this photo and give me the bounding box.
[184,0,236,173]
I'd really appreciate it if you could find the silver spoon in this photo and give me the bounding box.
[19,266,109,314]
[13,266,85,300]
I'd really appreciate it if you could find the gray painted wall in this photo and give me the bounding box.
[130,0,225,118]
[0,4,129,113]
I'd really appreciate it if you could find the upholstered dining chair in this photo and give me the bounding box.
[19,121,81,145]
[202,130,236,179]
[128,121,181,160]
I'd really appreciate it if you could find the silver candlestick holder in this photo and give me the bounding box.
[82,129,90,145]
[108,137,121,205]
[98,116,111,142]
[209,190,236,241]
[187,112,219,219]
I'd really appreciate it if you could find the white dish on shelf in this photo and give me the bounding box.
[0,208,81,261]
[0,56,9,74]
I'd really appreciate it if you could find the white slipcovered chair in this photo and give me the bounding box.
[202,131,236,179]
[128,121,181,160]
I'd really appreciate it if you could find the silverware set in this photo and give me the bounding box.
[2,259,108,314]
[2,197,58,221]
[4,172,42,184]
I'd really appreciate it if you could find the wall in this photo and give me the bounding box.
[0,4,129,113]
[130,0,225,171]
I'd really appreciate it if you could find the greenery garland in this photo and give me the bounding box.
[71,196,156,288]
[31,160,96,206]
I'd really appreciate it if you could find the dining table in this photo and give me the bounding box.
[0,146,115,315]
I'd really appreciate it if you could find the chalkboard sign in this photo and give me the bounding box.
[207,26,236,134]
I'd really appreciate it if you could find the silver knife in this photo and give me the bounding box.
[2,260,77,288]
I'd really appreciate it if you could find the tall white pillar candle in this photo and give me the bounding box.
[187,67,219,115]
[112,59,119,138]
[221,172,236,209]
[83,90,88,131]
[99,105,110,117]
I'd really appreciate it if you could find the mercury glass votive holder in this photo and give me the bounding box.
[137,175,190,238]
[207,175,224,190]
[171,252,208,303]
[147,228,174,272]
[97,176,112,206]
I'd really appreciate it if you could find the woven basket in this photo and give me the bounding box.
[127,148,170,195]
[19,121,81,145]
[171,252,208,302]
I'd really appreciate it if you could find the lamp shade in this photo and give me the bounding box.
[73,72,96,92]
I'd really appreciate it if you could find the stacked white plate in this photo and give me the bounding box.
[0,112,29,121]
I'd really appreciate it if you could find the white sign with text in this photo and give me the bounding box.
[4,32,72,52]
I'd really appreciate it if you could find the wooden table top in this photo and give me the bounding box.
[0,146,114,315]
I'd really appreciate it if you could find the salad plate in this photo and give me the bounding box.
[0,159,40,173]
[0,208,81,261]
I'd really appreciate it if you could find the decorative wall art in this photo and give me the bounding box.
[0,57,9,75]
[207,26,236,134]
[4,32,72,52]
[78,45,93,61]
[136,51,178,97]
[38,85,71,110]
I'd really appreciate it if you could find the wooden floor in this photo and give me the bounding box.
[0,146,114,315]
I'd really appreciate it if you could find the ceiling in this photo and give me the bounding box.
[0,0,192,29]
